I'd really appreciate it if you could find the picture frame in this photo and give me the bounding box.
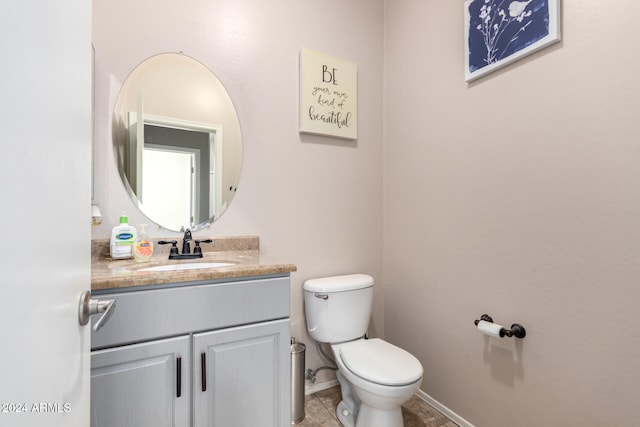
[464,0,561,82]
[299,48,358,140]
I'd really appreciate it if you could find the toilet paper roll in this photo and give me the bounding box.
[477,320,504,338]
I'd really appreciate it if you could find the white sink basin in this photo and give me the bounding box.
[138,262,235,272]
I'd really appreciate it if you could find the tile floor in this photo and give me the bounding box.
[297,386,459,427]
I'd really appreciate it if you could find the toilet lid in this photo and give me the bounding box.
[339,339,423,386]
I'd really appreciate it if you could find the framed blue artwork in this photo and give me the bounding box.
[464,0,561,82]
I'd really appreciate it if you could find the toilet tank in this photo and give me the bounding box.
[303,274,374,343]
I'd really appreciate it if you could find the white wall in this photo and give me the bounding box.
[384,1,640,426]
[92,0,385,380]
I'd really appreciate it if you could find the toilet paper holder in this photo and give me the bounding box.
[474,314,526,339]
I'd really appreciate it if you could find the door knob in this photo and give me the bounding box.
[78,290,116,331]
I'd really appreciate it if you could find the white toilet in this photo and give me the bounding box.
[303,274,423,427]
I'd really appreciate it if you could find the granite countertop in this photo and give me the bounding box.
[91,236,296,291]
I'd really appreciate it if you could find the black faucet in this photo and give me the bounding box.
[181,228,192,255]
[157,228,213,260]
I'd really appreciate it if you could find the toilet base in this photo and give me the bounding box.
[354,404,403,427]
[336,400,403,427]
[336,400,355,427]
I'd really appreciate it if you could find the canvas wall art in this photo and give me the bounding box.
[465,0,560,82]
[299,48,358,140]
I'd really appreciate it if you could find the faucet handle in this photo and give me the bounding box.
[158,240,179,257]
[193,239,213,256]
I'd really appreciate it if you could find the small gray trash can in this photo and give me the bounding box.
[290,337,306,424]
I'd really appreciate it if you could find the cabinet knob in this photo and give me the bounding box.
[78,290,116,331]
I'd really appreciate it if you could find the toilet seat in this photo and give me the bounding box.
[339,338,423,386]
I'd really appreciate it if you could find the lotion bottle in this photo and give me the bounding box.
[133,223,154,262]
[110,213,137,259]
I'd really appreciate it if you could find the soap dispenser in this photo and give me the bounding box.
[133,224,154,262]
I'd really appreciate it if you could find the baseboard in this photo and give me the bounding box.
[415,389,475,427]
[304,379,340,395]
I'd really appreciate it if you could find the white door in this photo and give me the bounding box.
[0,1,92,427]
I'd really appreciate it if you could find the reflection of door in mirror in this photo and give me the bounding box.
[125,113,222,229]
[142,146,195,231]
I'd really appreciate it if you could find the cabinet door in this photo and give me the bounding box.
[91,335,190,427]
[193,319,290,427]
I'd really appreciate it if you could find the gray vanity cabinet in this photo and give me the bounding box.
[91,336,190,427]
[193,319,289,426]
[90,275,291,427]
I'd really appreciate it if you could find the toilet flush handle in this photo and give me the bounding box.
[315,293,329,300]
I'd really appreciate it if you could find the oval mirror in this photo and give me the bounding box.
[112,53,242,232]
